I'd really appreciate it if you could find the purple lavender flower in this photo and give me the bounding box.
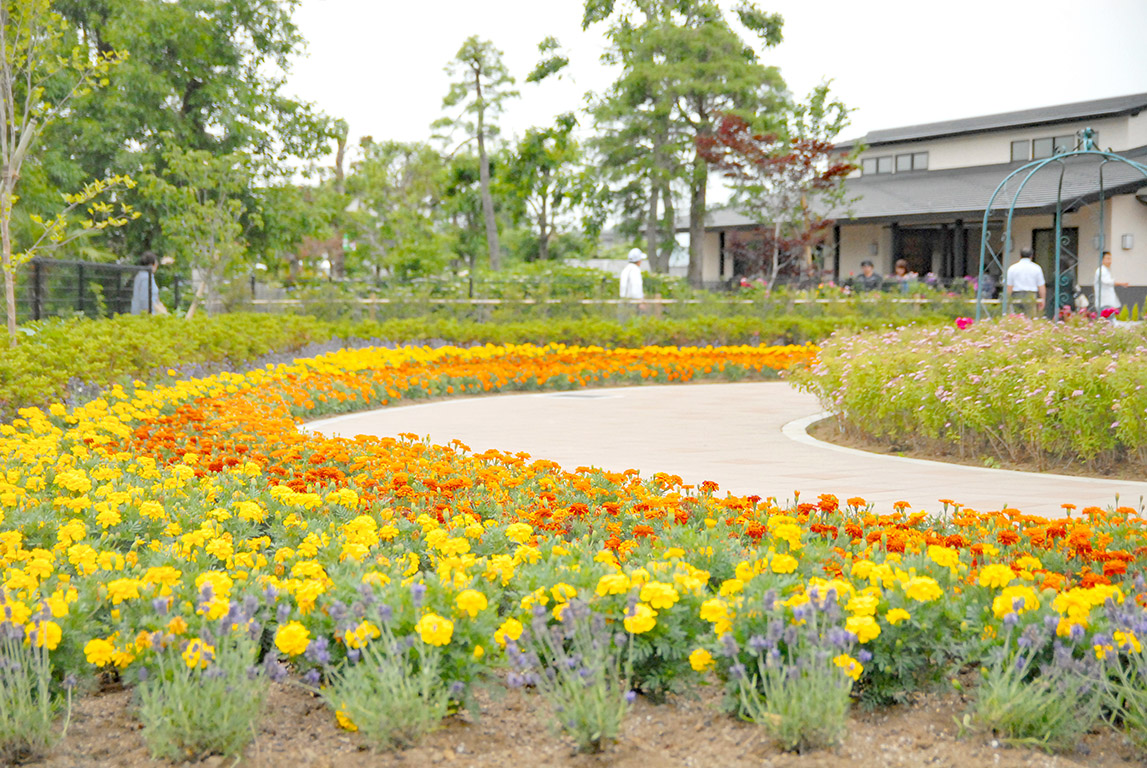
[729,662,746,680]
[625,690,637,703]
[748,634,769,654]
[301,668,321,687]
[410,582,427,607]
[263,655,288,683]
[276,603,291,624]
[304,635,331,665]
[152,597,169,615]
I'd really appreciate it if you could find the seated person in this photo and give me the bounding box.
[853,260,883,292]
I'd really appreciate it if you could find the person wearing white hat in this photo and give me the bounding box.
[619,247,645,301]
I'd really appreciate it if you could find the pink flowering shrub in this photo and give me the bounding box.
[793,315,1147,471]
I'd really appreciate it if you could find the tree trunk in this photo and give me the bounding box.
[1,190,15,347]
[687,155,707,287]
[658,180,675,275]
[538,191,549,262]
[475,72,500,270]
[645,182,659,266]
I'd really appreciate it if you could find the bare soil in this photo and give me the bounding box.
[807,419,1147,484]
[35,682,1144,768]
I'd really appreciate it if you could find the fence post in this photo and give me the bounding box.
[173,275,181,310]
[250,273,256,298]
[31,260,42,321]
[77,263,85,315]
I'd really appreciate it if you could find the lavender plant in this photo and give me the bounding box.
[507,600,633,754]
[0,617,69,764]
[732,588,857,752]
[968,612,1101,753]
[1096,581,1147,753]
[317,604,452,750]
[136,598,275,761]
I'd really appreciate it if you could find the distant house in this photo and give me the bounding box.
[693,93,1147,305]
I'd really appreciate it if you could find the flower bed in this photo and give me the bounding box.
[795,315,1147,473]
[1,342,1145,761]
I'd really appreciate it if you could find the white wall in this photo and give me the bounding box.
[853,116,1132,174]
[837,223,889,278]
[1109,194,1147,286]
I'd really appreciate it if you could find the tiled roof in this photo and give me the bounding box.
[693,147,1147,228]
[838,93,1147,149]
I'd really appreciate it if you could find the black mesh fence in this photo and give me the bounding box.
[2,257,151,322]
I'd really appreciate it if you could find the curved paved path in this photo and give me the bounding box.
[307,383,1147,519]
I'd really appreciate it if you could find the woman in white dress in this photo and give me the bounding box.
[1094,251,1128,312]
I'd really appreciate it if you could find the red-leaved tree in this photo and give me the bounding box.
[695,87,857,286]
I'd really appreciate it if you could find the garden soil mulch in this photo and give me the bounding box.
[36,682,1143,768]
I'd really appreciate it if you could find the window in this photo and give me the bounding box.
[1011,140,1030,162]
[894,152,929,172]
[876,156,893,174]
[1053,135,1074,154]
[861,158,877,175]
[1032,137,1054,159]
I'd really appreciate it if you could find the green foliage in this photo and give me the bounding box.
[967,630,1101,753]
[0,622,68,764]
[137,633,268,761]
[320,630,451,750]
[140,144,253,316]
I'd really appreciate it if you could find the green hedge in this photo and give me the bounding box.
[0,306,959,418]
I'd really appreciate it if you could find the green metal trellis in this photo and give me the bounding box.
[976,128,1147,320]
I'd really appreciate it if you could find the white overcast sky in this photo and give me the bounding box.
[285,0,1147,156]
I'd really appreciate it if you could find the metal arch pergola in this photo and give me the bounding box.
[975,128,1147,320]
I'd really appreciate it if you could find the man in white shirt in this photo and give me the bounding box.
[1005,248,1045,318]
[619,248,644,301]
[1094,251,1127,314]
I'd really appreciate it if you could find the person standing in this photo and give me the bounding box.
[131,251,168,315]
[619,248,644,301]
[1005,248,1045,317]
[1094,251,1128,313]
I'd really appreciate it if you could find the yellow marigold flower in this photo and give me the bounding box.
[455,589,488,619]
[504,522,533,545]
[105,578,143,605]
[495,618,523,648]
[699,598,730,624]
[719,578,744,597]
[182,639,214,669]
[472,644,485,660]
[551,582,577,603]
[595,573,631,597]
[846,615,881,644]
[992,585,1040,619]
[416,613,454,647]
[640,581,680,610]
[902,576,943,603]
[275,621,310,657]
[763,553,796,575]
[689,648,715,672]
[345,620,381,650]
[846,594,879,617]
[167,616,189,636]
[84,637,116,666]
[335,710,358,732]
[1094,643,1115,661]
[833,654,864,681]
[25,621,62,651]
[1114,631,1142,654]
[885,608,911,625]
[978,564,1015,589]
[927,545,960,570]
[624,603,658,634]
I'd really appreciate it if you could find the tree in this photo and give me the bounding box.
[503,113,583,262]
[140,144,253,318]
[344,139,450,281]
[584,1,786,285]
[0,0,134,345]
[436,36,517,271]
[47,0,334,259]
[695,85,857,285]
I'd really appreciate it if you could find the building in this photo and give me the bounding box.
[694,93,1147,307]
